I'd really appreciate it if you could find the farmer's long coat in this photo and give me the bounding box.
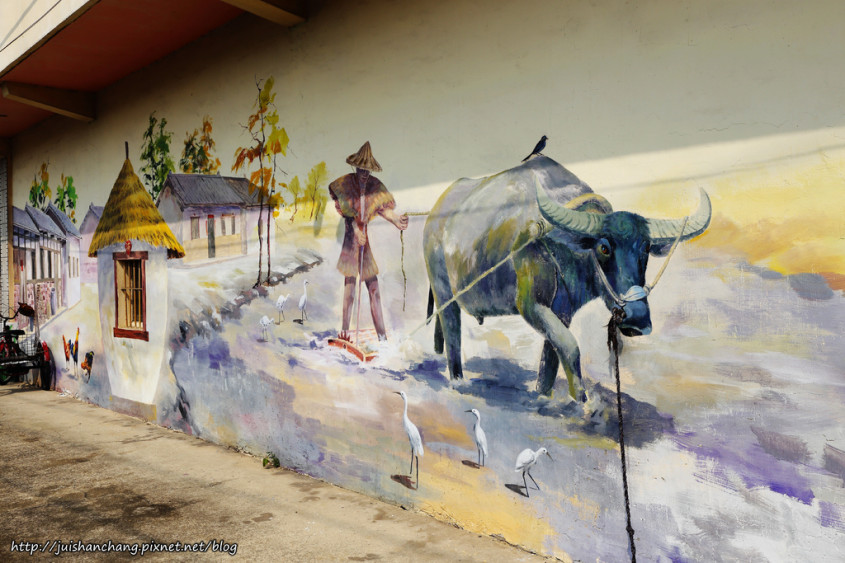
[329,173,396,279]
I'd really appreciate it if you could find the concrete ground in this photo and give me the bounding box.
[0,383,554,562]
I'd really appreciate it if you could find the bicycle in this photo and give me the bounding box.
[0,303,52,389]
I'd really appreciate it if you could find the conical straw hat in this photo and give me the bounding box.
[345,141,382,172]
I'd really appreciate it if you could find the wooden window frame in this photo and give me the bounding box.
[113,250,148,341]
[190,216,200,240]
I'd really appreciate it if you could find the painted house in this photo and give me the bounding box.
[157,173,273,265]
[24,204,66,322]
[89,158,184,405]
[45,202,82,310]
[11,206,40,328]
[79,203,104,284]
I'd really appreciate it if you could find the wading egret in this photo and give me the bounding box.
[395,391,423,488]
[298,280,310,322]
[259,315,274,341]
[276,293,290,323]
[515,447,552,497]
[465,408,488,467]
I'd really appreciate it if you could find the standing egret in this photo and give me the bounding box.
[395,391,423,488]
[298,280,310,322]
[465,409,488,467]
[515,447,552,497]
[276,293,290,323]
[259,315,274,341]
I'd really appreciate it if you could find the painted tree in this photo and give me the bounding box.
[286,162,328,223]
[180,115,221,175]
[28,162,79,223]
[305,161,329,221]
[140,112,175,201]
[28,162,52,209]
[287,175,302,221]
[232,76,289,286]
[53,173,79,223]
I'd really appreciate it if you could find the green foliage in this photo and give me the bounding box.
[287,176,302,219]
[180,115,221,175]
[286,162,329,225]
[263,452,280,468]
[140,112,175,201]
[53,174,78,223]
[306,162,329,221]
[28,162,51,209]
[28,163,78,224]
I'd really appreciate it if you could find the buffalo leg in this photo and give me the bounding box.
[434,315,444,354]
[439,301,463,379]
[537,341,559,396]
[518,302,584,401]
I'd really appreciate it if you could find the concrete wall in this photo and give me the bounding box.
[9,1,845,560]
[10,0,845,206]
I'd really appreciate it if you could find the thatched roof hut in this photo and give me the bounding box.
[89,159,185,258]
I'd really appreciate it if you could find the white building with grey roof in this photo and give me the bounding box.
[156,173,275,265]
[11,204,77,324]
[46,202,83,310]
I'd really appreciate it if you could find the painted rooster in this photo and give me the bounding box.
[71,328,79,367]
[63,329,80,371]
[81,351,94,377]
[62,335,70,362]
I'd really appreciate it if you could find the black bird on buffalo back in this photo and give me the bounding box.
[522,135,548,162]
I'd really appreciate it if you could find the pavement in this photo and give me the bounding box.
[0,383,554,562]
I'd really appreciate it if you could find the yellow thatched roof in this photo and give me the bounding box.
[88,159,185,258]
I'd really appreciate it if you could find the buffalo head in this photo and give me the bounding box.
[535,177,712,337]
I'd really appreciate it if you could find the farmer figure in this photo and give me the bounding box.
[330,142,408,342]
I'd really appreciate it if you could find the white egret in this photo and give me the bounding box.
[514,447,552,497]
[395,391,423,488]
[276,293,290,323]
[259,315,274,341]
[465,408,488,467]
[298,280,310,322]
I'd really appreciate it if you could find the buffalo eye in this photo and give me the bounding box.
[597,240,611,257]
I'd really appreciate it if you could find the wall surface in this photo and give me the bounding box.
[10,1,845,561]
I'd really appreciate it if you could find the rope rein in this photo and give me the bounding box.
[396,207,692,563]
[400,211,434,312]
[405,230,544,337]
[608,307,637,562]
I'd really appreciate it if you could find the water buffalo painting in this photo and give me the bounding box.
[423,156,711,400]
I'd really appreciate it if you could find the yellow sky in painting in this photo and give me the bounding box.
[563,130,845,291]
[638,153,845,289]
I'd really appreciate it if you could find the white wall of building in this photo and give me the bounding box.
[9,0,845,213]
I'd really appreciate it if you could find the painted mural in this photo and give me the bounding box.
[30,76,845,562]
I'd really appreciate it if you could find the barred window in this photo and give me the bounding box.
[113,250,148,341]
[190,217,200,240]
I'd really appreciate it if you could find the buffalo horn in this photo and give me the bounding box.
[646,188,712,245]
[534,174,603,235]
